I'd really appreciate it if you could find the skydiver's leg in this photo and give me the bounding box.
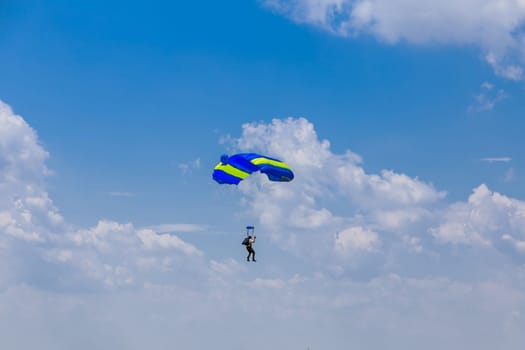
[247,247,255,261]
[246,247,251,261]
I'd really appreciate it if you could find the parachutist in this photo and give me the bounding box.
[245,235,256,262]
[242,226,257,262]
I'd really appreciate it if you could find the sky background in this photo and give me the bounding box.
[1,0,525,349]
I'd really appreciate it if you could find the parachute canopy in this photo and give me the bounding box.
[213,153,294,185]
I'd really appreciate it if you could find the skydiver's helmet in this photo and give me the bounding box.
[247,235,252,239]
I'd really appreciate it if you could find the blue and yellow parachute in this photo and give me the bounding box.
[212,153,294,185]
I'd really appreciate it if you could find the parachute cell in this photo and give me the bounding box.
[212,153,294,185]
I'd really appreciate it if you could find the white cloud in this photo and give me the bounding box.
[0,100,205,292]
[228,117,445,261]
[44,220,205,289]
[431,184,525,248]
[40,220,206,290]
[335,226,380,253]
[0,101,50,180]
[233,117,444,211]
[486,52,524,80]
[0,101,64,244]
[45,249,74,263]
[373,207,430,230]
[225,117,525,277]
[70,220,136,251]
[502,233,525,253]
[481,81,494,90]
[262,0,525,79]
[481,157,512,163]
[138,229,203,256]
[209,258,244,276]
[469,83,507,112]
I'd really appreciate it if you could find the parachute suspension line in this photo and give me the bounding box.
[246,225,255,237]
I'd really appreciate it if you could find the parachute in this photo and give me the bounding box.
[242,226,255,245]
[246,225,255,236]
[212,153,294,185]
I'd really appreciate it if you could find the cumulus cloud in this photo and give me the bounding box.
[0,101,50,180]
[335,226,380,253]
[233,117,444,210]
[0,100,205,292]
[35,219,205,291]
[262,0,525,79]
[0,101,64,244]
[502,233,525,253]
[226,117,525,276]
[431,184,525,249]
[228,118,443,254]
[138,228,203,256]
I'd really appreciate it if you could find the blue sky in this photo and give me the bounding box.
[1,1,525,349]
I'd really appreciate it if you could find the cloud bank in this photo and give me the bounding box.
[1,100,525,349]
[0,100,205,293]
